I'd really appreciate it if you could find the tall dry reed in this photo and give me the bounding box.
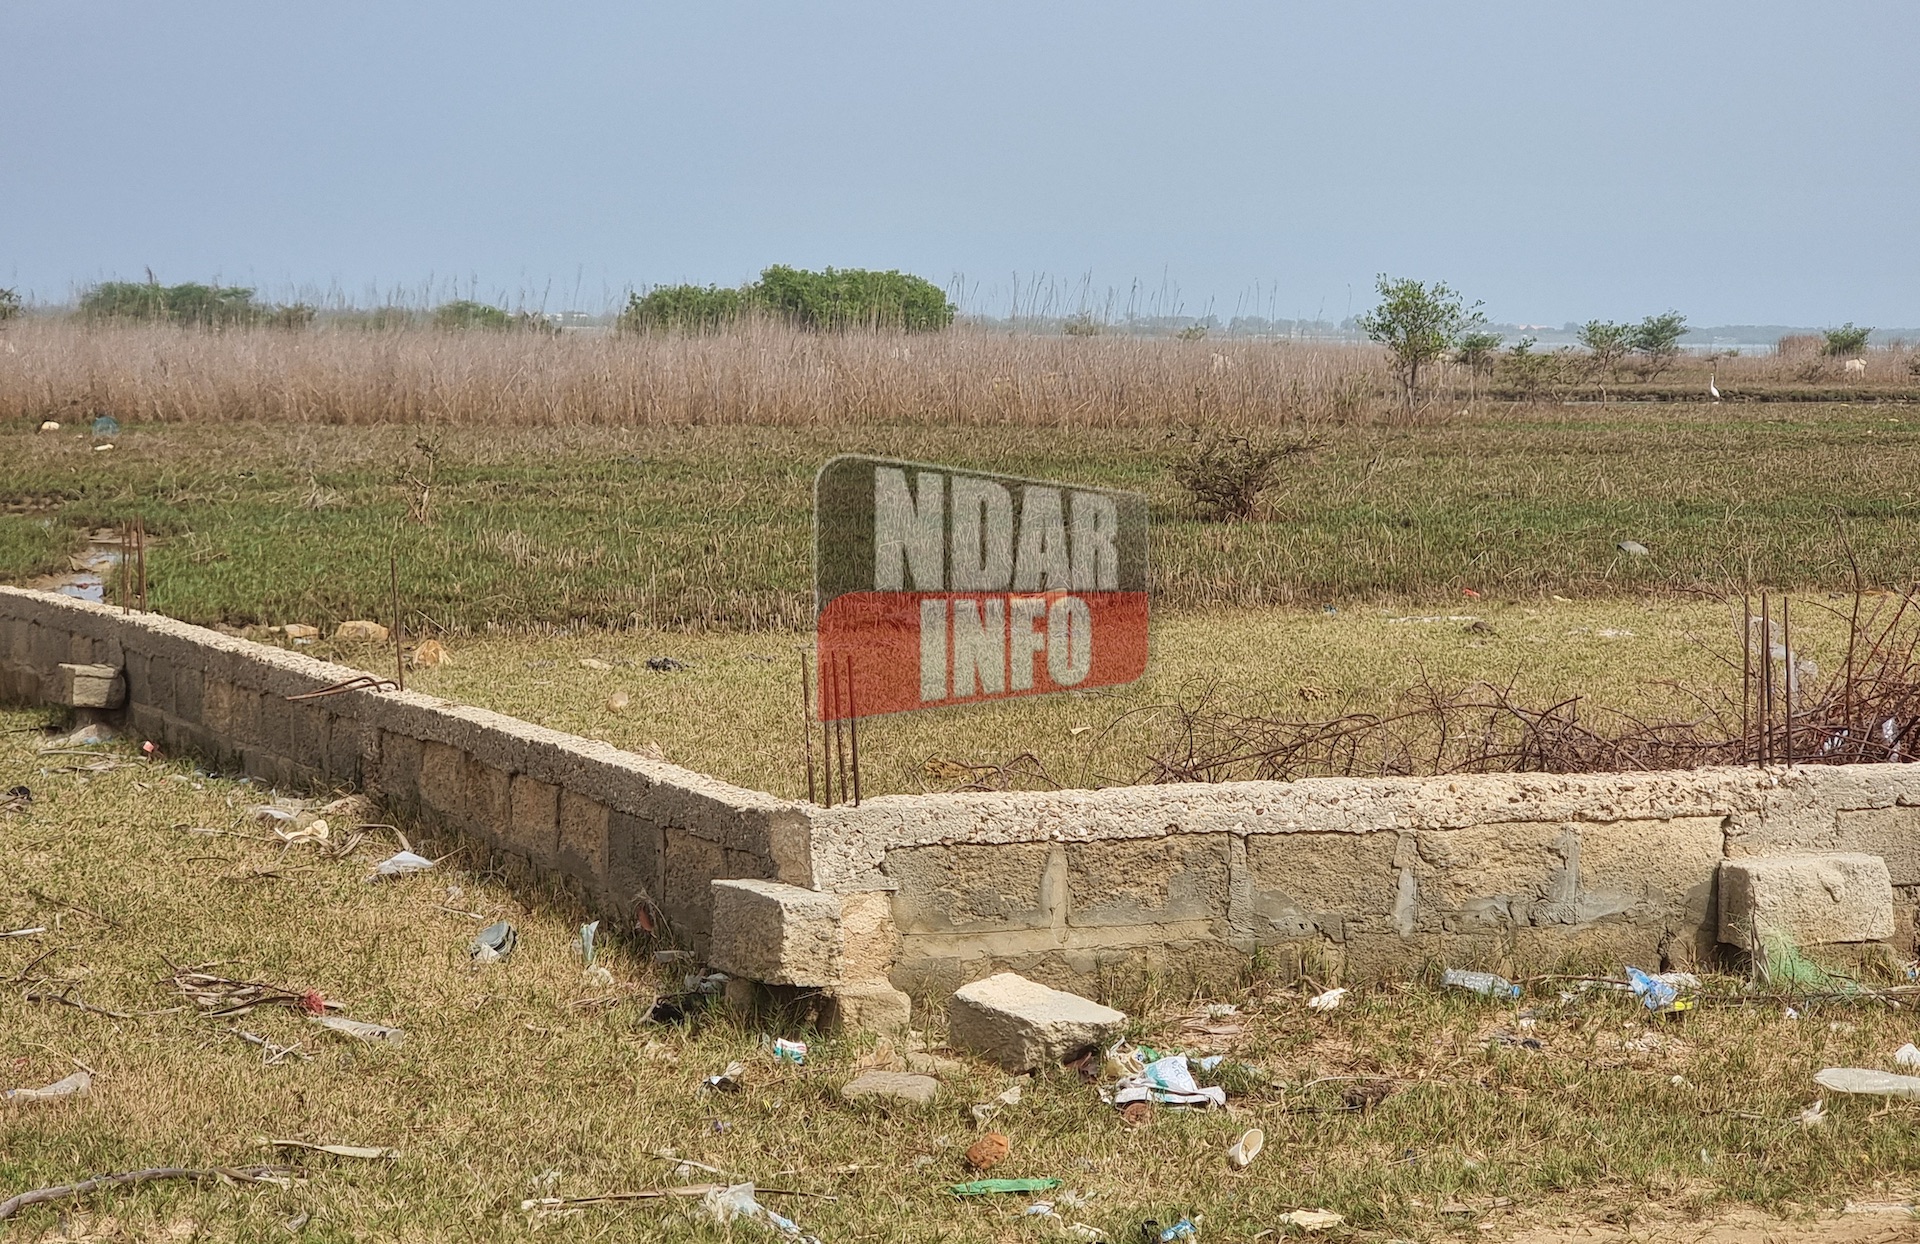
[0,320,1390,430]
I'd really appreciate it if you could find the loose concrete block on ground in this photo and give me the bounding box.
[840,1071,938,1106]
[947,971,1126,1071]
[830,981,913,1033]
[1718,853,1894,947]
[707,879,843,986]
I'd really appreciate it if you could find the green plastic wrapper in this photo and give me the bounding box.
[949,1178,1063,1197]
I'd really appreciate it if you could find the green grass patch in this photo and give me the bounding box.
[4,405,1920,631]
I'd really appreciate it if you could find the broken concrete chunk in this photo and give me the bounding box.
[947,972,1126,1072]
[1719,853,1895,947]
[839,1070,939,1106]
[55,663,125,709]
[708,880,843,987]
[333,620,389,643]
[830,981,913,1033]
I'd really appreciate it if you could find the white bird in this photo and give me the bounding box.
[1708,372,1721,401]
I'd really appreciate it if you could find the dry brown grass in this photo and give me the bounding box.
[9,711,1920,1241]
[0,320,1390,430]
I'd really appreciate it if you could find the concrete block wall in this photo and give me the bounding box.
[10,584,1920,1002]
[811,765,1920,998]
[0,587,809,949]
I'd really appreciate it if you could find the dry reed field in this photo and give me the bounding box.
[8,713,1920,1242]
[0,320,1387,430]
[2,321,1914,437]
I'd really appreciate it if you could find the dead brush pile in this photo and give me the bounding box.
[1136,591,1920,782]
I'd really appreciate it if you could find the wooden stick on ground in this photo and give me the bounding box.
[0,1165,301,1221]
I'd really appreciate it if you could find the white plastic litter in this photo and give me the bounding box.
[1895,1043,1920,1068]
[1278,1208,1345,1232]
[1227,1127,1264,1169]
[3,1070,91,1104]
[1814,1067,1920,1099]
[310,1015,406,1045]
[700,1181,821,1242]
[1306,987,1348,1012]
[368,850,435,880]
[1107,1054,1226,1109]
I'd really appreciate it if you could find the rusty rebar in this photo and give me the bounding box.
[798,650,818,805]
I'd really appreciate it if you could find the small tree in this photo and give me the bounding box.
[1823,323,1872,357]
[1356,276,1484,419]
[0,287,20,321]
[1497,337,1554,402]
[619,284,744,333]
[431,300,512,331]
[1630,311,1688,379]
[1577,320,1634,397]
[1455,330,1503,373]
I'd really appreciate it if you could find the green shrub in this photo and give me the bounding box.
[0,287,20,322]
[618,284,744,333]
[432,300,513,331]
[618,267,955,334]
[79,280,259,326]
[1823,323,1872,357]
[1455,330,1504,373]
[1063,312,1102,337]
[754,265,954,332]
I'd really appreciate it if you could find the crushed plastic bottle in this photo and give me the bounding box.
[1441,969,1521,999]
[1626,966,1678,1010]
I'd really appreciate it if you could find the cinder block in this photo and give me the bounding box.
[1249,831,1402,939]
[557,791,610,885]
[1065,833,1230,928]
[54,663,125,709]
[661,828,727,939]
[708,879,843,986]
[173,665,204,723]
[882,841,1055,934]
[1719,853,1895,947]
[947,972,1127,1072]
[147,655,177,714]
[508,774,560,863]
[607,810,664,914]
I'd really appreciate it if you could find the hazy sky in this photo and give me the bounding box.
[4,1,1916,325]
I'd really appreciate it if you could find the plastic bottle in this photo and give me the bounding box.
[1440,968,1521,999]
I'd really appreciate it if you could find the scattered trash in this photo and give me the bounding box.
[704,1061,748,1092]
[579,921,601,967]
[700,1181,822,1243]
[1106,1054,1226,1110]
[970,1081,1025,1124]
[43,721,116,749]
[1227,1127,1264,1169]
[3,1071,91,1105]
[1895,1044,1920,1068]
[471,921,518,963]
[965,1132,1010,1171]
[275,817,331,847]
[410,639,451,668]
[91,415,121,437]
[310,1015,405,1045]
[1277,1208,1344,1232]
[951,1178,1061,1197]
[333,620,389,643]
[1815,1068,1920,1099]
[647,656,686,672]
[368,850,435,881]
[1800,1100,1828,1128]
[265,1140,397,1160]
[3,785,33,812]
[1154,1215,1200,1240]
[1067,1224,1108,1241]
[1306,987,1348,1012]
[1616,540,1650,556]
[38,420,59,432]
[1441,968,1520,999]
[1626,966,1693,1013]
[280,624,321,641]
[773,1038,809,1065]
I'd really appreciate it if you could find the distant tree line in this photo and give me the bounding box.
[619,266,956,333]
